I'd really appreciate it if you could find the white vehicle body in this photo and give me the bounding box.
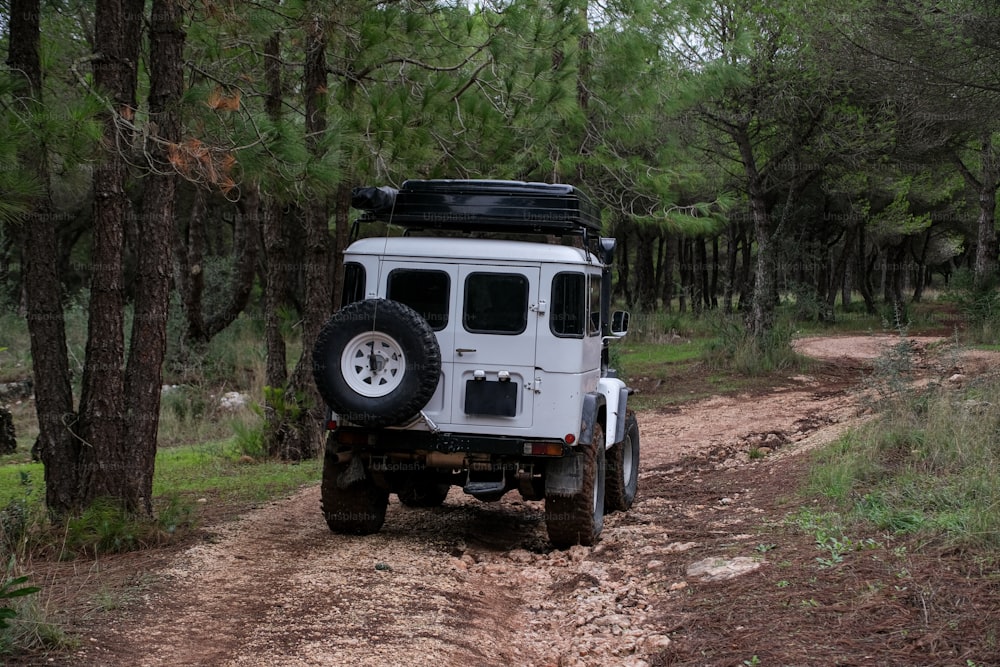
[338,236,627,445]
[312,179,638,547]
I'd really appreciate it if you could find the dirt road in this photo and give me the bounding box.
[54,334,998,667]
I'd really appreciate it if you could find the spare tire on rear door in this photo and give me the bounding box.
[313,298,441,428]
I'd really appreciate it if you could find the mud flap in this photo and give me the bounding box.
[578,392,606,447]
[544,451,583,497]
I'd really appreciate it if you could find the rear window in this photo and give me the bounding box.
[387,269,450,331]
[550,272,585,337]
[463,272,528,334]
[588,274,601,336]
[342,262,366,306]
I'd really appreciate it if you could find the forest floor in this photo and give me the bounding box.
[13,334,1000,667]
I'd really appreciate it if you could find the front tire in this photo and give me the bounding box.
[545,422,606,548]
[321,447,389,535]
[605,410,640,512]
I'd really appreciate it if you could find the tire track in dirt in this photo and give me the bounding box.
[82,491,532,666]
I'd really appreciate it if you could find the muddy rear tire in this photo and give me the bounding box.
[545,422,606,548]
[321,447,389,535]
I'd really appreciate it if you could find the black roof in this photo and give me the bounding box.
[351,179,602,235]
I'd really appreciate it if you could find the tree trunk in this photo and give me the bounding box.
[885,244,907,324]
[709,236,720,309]
[267,12,332,460]
[824,224,858,322]
[635,226,657,312]
[911,229,931,303]
[660,232,674,312]
[842,253,853,309]
[121,0,184,516]
[174,189,207,343]
[76,0,143,510]
[331,182,353,311]
[261,31,289,396]
[738,217,753,312]
[735,129,776,336]
[723,221,737,312]
[698,236,713,310]
[617,225,632,306]
[691,236,704,315]
[653,234,665,305]
[972,133,999,288]
[203,195,259,340]
[858,239,878,316]
[8,0,82,515]
[173,190,259,345]
[678,237,689,314]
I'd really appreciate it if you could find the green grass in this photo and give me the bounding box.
[153,439,320,503]
[804,366,1000,549]
[617,338,708,371]
[0,437,320,557]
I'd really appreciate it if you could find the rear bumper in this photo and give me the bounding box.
[330,426,567,458]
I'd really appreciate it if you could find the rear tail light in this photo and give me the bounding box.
[527,442,565,456]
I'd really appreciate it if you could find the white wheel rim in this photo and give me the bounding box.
[622,434,635,486]
[341,331,407,398]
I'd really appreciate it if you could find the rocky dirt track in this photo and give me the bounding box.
[38,335,1000,667]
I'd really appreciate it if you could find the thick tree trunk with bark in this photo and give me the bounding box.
[969,135,998,288]
[172,189,259,345]
[260,30,292,449]
[7,0,82,514]
[267,13,332,460]
[735,129,776,336]
[122,0,184,515]
[76,0,143,510]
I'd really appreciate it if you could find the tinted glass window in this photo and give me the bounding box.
[588,274,601,336]
[387,269,450,331]
[463,273,528,334]
[342,262,366,306]
[550,273,585,337]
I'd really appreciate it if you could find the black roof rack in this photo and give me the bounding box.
[351,179,602,236]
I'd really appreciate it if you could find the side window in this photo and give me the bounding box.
[550,272,585,338]
[387,269,450,331]
[342,262,366,306]
[588,274,601,336]
[464,272,528,334]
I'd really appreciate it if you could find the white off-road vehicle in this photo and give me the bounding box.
[312,179,639,547]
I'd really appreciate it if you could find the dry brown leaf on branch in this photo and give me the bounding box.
[206,86,241,112]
